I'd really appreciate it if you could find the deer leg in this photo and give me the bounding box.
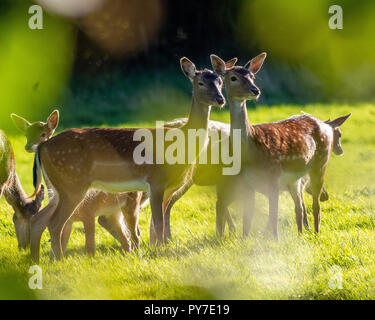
[216,199,226,237]
[49,193,85,260]
[61,220,73,254]
[242,189,255,237]
[302,200,309,230]
[163,204,173,241]
[267,183,280,240]
[105,213,131,253]
[216,186,233,237]
[83,217,96,256]
[98,216,121,242]
[121,193,141,250]
[299,181,310,230]
[30,197,59,263]
[217,203,229,236]
[310,168,326,233]
[149,218,157,246]
[149,187,164,246]
[288,182,303,234]
[164,180,193,241]
[226,211,236,234]
[305,175,329,202]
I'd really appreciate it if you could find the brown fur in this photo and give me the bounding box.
[210,53,349,238]
[29,58,224,262]
[12,111,149,255]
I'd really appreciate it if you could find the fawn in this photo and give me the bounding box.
[0,130,44,248]
[27,58,225,262]
[210,53,351,238]
[11,111,148,255]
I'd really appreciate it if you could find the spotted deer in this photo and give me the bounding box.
[161,117,330,240]
[27,58,225,262]
[0,130,44,249]
[11,111,149,255]
[211,53,351,238]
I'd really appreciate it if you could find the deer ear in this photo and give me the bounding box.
[225,57,238,69]
[11,114,31,133]
[47,110,59,131]
[180,57,196,81]
[210,54,226,76]
[327,113,351,128]
[245,52,267,74]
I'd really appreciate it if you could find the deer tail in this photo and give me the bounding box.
[29,150,42,198]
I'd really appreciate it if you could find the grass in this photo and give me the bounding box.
[0,102,375,300]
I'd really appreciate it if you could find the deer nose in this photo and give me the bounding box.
[216,96,225,105]
[251,87,260,95]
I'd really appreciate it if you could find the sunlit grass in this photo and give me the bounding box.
[0,103,374,299]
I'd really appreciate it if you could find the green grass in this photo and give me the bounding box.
[1,103,375,300]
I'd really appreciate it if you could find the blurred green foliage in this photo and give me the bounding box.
[0,0,75,131]
[239,0,375,101]
[1,0,375,131]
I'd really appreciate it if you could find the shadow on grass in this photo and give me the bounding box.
[0,253,38,299]
[60,232,234,261]
[0,271,37,299]
[136,233,238,261]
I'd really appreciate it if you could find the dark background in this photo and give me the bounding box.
[1,0,374,130]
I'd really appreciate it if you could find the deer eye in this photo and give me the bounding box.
[231,76,237,82]
[198,82,204,86]
[41,133,47,138]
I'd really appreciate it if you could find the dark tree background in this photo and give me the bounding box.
[73,0,247,73]
[1,0,375,130]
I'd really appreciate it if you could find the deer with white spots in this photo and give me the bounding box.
[210,53,350,239]
[25,57,225,262]
[11,111,148,255]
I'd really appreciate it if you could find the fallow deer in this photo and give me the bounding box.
[0,130,44,248]
[11,111,148,255]
[161,117,330,240]
[28,58,225,262]
[210,53,351,239]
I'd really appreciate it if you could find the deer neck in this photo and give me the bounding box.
[185,95,211,131]
[3,173,30,212]
[228,98,254,154]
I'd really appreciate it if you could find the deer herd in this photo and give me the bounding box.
[0,53,350,263]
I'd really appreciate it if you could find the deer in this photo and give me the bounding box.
[160,119,330,241]
[27,57,225,262]
[0,130,45,249]
[11,111,148,255]
[210,53,351,239]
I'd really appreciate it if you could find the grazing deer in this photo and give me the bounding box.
[27,58,225,262]
[0,130,44,249]
[210,53,351,238]
[11,111,149,255]
[161,117,330,240]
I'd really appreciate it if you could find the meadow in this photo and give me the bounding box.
[0,103,374,300]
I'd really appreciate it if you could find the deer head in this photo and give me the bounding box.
[180,57,225,108]
[11,110,59,153]
[11,185,45,249]
[210,53,267,101]
[325,113,351,155]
